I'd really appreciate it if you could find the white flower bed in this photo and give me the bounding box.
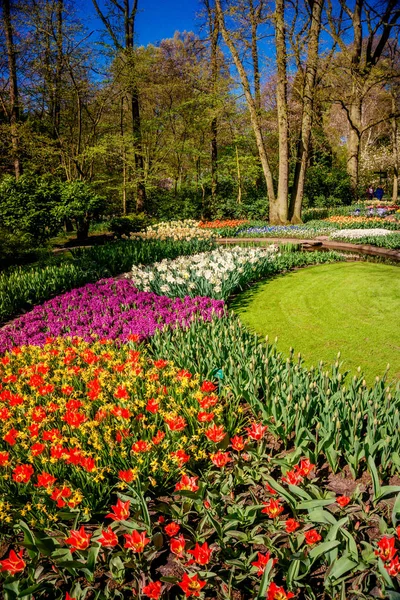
[130,245,279,299]
[130,220,215,241]
[330,228,392,239]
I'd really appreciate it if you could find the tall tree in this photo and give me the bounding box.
[1,0,22,178]
[203,0,220,216]
[215,0,277,217]
[289,0,324,222]
[92,0,146,211]
[274,0,289,223]
[326,0,400,196]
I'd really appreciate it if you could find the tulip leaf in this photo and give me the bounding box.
[309,540,340,560]
[327,556,358,583]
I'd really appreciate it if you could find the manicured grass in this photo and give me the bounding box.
[232,261,400,383]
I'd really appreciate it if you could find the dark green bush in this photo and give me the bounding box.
[0,175,61,243]
[303,165,353,208]
[54,181,106,241]
[110,213,153,237]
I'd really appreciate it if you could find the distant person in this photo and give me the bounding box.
[366,185,374,200]
[374,185,384,201]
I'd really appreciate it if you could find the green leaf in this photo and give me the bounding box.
[368,456,381,501]
[257,558,274,599]
[87,543,100,573]
[308,509,337,526]
[309,540,340,560]
[327,555,358,583]
[392,493,400,528]
[297,499,335,510]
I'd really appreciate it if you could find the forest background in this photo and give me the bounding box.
[1,0,400,238]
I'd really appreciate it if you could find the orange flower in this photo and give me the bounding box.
[204,424,226,443]
[152,430,165,445]
[285,518,300,533]
[118,469,136,483]
[146,398,159,413]
[142,581,162,599]
[375,536,397,561]
[188,541,212,565]
[165,522,180,537]
[251,551,275,576]
[132,440,152,453]
[267,582,295,600]
[170,534,186,557]
[200,381,217,392]
[114,385,129,399]
[262,499,284,518]
[0,549,25,575]
[50,486,72,508]
[65,526,91,552]
[35,472,57,488]
[98,527,118,548]
[197,411,214,423]
[178,573,206,597]
[170,449,190,466]
[386,555,400,576]
[231,435,246,451]
[12,464,34,484]
[165,416,187,431]
[175,474,199,492]
[304,529,322,545]
[124,530,150,552]
[210,450,231,468]
[0,451,9,466]
[106,499,130,521]
[336,495,351,508]
[246,422,267,440]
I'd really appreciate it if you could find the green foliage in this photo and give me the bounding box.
[0,175,61,243]
[110,213,153,237]
[0,238,216,324]
[303,165,353,208]
[54,181,106,240]
[0,228,45,269]
[149,313,400,478]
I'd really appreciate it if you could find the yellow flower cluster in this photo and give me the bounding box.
[0,338,235,528]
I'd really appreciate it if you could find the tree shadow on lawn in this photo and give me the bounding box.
[228,270,296,312]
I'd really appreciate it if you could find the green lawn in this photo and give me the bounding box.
[232,261,400,384]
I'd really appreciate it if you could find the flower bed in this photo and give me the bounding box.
[0,278,225,353]
[1,335,400,599]
[130,247,341,300]
[0,338,242,528]
[324,216,400,229]
[330,228,393,239]
[198,219,250,229]
[130,220,215,241]
[234,223,337,238]
[0,238,216,324]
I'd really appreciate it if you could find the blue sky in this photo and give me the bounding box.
[78,0,201,47]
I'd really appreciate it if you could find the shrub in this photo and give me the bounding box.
[0,174,61,243]
[303,165,353,208]
[110,213,152,237]
[54,181,106,241]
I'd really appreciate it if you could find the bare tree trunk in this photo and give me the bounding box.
[274,0,289,224]
[204,0,219,218]
[121,97,127,214]
[92,0,146,212]
[54,0,63,135]
[290,0,324,223]
[236,145,242,204]
[215,0,276,214]
[2,0,22,178]
[347,96,362,196]
[392,97,399,203]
